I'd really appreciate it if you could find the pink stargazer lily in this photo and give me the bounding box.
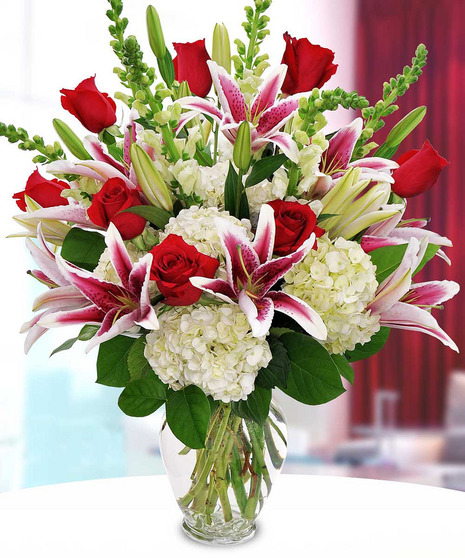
[190,204,327,339]
[38,223,159,352]
[177,61,301,162]
[312,118,398,197]
[367,238,459,351]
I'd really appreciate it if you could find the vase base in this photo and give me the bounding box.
[181,519,256,546]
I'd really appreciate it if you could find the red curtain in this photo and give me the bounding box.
[352,0,465,427]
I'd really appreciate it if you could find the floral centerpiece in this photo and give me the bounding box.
[2,0,459,546]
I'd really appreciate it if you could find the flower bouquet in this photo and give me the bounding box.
[3,0,459,546]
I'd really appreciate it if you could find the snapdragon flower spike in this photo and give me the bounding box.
[367,237,459,351]
[190,204,327,339]
[313,118,398,196]
[177,61,301,162]
[38,223,159,352]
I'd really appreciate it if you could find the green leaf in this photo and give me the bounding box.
[122,205,172,229]
[279,332,345,405]
[61,228,106,272]
[96,335,136,387]
[224,162,238,215]
[232,386,272,425]
[369,244,407,284]
[375,106,427,159]
[245,154,287,187]
[166,385,211,449]
[127,335,155,381]
[118,377,167,417]
[330,354,354,384]
[414,244,440,275]
[256,336,290,389]
[345,327,390,362]
[50,324,99,357]
[157,48,175,87]
[239,190,250,220]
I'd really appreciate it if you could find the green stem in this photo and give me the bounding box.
[213,122,219,165]
[229,444,247,514]
[244,453,262,519]
[246,420,272,493]
[245,11,260,69]
[161,125,180,162]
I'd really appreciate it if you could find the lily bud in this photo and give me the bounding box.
[233,122,252,172]
[53,119,91,160]
[176,80,191,100]
[212,23,231,73]
[146,5,166,59]
[376,106,427,159]
[130,144,173,211]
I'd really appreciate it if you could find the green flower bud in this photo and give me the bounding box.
[384,105,426,148]
[146,5,166,59]
[233,121,252,172]
[212,23,231,72]
[177,80,191,99]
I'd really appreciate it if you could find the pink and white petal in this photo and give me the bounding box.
[253,204,276,264]
[25,238,68,287]
[85,313,138,353]
[21,205,92,226]
[135,304,159,331]
[128,253,152,299]
[389,226,453,248]
[251,234,315,295]
[124,112,138,170]
[176,110,203,135]
[255,95,300,137]
[365,210,404,237]
[260,132,299,163]
[361,235,405,253]
[351,157,399,172]
[267,291,327,341]
[189,277,237,303]
[239,290,274,337]
[207,61,246,123]
[24,324,49,354]
[399,218,428,229]
[38,305,105,328]
[215,217,260,286]
[251,64,287,117]
[402,280,460,306]
[84,136,127,174]
[47,160,104,182]
[354,168,395,184]
[436,249,452,265]
[106,223,133,288]
[380,301,459,352]
[177,95,224,125]
[78,161,137,189]
[326,118,363,170]
[33,285,89,312]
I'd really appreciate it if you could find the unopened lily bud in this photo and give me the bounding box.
[383,106,426,150]
[212,23,231,73]
[146,6,166,59]
[130,143,173,211]
[233,121,252,171]
[177,80,191,99]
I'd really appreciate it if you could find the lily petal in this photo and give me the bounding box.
[261,131,299,163]
[253,203,276,264]
[189,277,237,303]
[105,223,133,288]
[251,65,288,118]
[84,136,127,175]
[207,60,246,123]
[48,160,136,190]
[38,305,105,328]
[176,97,224,126]
[402,280,460,306]
[238,290,274,337]
[256,96,300,138]
[267,290,327,341]
[33,285,89,312]
[325,117,363,170]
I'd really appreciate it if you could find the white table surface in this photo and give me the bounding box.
[0,474,464,557]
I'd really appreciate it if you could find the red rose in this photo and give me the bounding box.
[149,235,219,306]
[281,32,338,95]
[87,178,146,240]
[391,140,449,198]
[268,200,324,256]
[13,169,69,211]
[60,76,117,133]
[173,39,212,97]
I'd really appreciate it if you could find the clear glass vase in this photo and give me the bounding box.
[159,398,288,545]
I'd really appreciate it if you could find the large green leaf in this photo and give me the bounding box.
[256,336,290,389]
[118,377,167,417]
[330,354,354,384]
[127,335,155,381]
[279,332,345,405]
[245,154,288,187]
[122,205,172,229]
[166,385,211,449]
[224,162,238,216]
[232,386,272,425]
[345,327,390,362]
[61,228,106,271]
[96,335,136,387]
[50,324,99,357]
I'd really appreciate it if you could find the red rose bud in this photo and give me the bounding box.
[13,169,69,212]
[60,76,117,133]
[281,32,337,95]
[149,234,219,306]
[173,39,212,97]
[268,200,324,256]
[391,140,449,198]
[87,178,146,240]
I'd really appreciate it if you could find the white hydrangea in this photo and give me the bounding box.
[297,131,328,196]
[160,206,252,258]
[145,304,272,402]
[247,168,289,216]
[169,159,229,208]
[283,234,380,354]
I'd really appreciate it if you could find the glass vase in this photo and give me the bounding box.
[159,398,288,545]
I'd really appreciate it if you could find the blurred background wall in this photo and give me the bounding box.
[0,0,464,492]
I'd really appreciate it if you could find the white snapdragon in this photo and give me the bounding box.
[283,234,380,354]
[144,304,272,402]
[297,131,328,196]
